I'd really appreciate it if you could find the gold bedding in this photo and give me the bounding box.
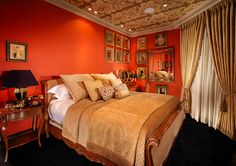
[62,92,179,166]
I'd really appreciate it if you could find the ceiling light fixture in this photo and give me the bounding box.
[144,7,155,14]
[120,25,124,28]
[94,11,98,14]
[129,29,132,32]
[163,4,168,7]
[88,7,92,11]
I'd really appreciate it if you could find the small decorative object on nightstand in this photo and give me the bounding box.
[0,105,44,162]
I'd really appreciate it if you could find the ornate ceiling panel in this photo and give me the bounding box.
[48,0,219,36]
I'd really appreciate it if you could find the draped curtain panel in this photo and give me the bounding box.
[205,0,236,139]
[180,13,205,113]
[191,29,222,129]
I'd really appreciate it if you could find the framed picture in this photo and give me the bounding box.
[123,37,130,50]
[105,30,115,46]
[155,33,167,48]
[137,67,147,79]
[123,50,130,64]
[105,47,114,62]
[114,49,122,63]
[136,51,147,64]
[6,41,28,62]
[156,85,168,94]
[115,34,123,48]
[137,37,147,50]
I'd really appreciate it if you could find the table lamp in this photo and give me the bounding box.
[3,70,38,108]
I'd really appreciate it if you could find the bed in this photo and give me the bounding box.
[43,74,185,166]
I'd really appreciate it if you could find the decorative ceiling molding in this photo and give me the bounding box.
[46,0,221,37]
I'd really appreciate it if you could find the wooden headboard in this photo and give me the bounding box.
[43,78,63,110]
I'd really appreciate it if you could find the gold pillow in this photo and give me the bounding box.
[84,80,104,102]
[90,72,117,80]
[60,74,94,101]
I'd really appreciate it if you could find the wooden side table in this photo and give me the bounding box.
[0,105,44,162]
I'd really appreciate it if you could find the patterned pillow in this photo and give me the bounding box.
[98,86,115,101]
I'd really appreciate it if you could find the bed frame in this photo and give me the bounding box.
[43,79,185,166]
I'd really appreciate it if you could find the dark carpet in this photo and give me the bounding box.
[1,114,235,166]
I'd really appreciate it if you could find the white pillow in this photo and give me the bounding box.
[47,84,71,100]
[110,78,122,86]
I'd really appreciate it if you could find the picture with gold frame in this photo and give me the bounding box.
[105,30,115,46]
[136,51,147,65]
[115,34,123,48]
[137,37,147,50]
[155,32,167,48]
[114,49,122,63]
[156,85,168,94]
[123,37,130,50]
[122,50,130,64]
[6,40,28,62]
[137,67,147,79]
[105,47,114,62]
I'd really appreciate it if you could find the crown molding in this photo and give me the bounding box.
[46,0,221,38]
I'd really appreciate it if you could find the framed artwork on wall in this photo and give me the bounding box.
[137,37,147,50]
[105,47,114,62]
[115,34,123,48]
[114,49,123,62]
[6,40,28,62]
[155,32,167,48]
[105,30,115,46]
[136,67,147,79]
[122,50,130,64]
[123,37,130,50]
[156,85,168,94]
[136,51,147,64]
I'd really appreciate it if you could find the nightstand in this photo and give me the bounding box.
[0,105,44,162]
[128,84,141,92]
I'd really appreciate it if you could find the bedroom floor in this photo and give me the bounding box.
[1,114,235,166]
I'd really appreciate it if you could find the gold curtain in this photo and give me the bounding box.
[180,13,205,113]
[205,0,236,139]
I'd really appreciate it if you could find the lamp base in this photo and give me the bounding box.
[14,88,27,108]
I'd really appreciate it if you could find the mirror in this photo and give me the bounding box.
[149,48,174,82]
[118,70,136,85]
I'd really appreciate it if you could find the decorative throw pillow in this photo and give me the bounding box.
[115,89,130,99]
[98,86,115,101]
[83,80,104,102]
[60,74,94,101]
[113,83,129,91]
[110,78,122,87]
[90,72,117,80]
[47,84,71,100]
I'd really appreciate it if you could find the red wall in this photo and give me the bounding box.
[130,29,182,98]
[0,0,129,104]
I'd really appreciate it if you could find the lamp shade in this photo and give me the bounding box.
[3,70,38,88]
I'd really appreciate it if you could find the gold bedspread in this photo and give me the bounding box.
[62,92,179,166]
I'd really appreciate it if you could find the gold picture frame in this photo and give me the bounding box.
[156,85,168,94]
[155,33,167,48]
[114,49,122,63]
[123,37,130,50]
[105,47,114,62]
[136,51,147,65]
[137,67,147,79]
[6,40,28,62]
[122,50,130,64]
[105,30,115,46]
[137,37,147,50]
[115,34,123,48]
